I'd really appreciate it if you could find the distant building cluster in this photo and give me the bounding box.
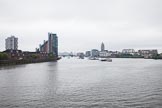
[38,33,58,57]
[84,42,111,58]
[75,42,160,59]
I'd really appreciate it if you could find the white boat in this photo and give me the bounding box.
[100,58,112,62]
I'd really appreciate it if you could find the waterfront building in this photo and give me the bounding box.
[5,36,18,50]
[85,51,91,57]
[37,32,58,57]
[101,42,105,52]
[91,49,99,57]
[77,52,84,59]
[3,49,23,60]
[108,51,121,58]
[39,40,49,53]
[138,49,158,58]
[99,51,111,58]
[23,51,48,59]
[99,42,110,58]
[48,33,58,57]
[122,49,135,55]
[138,50,158,56]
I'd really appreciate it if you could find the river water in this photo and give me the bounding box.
[0,58,162,108]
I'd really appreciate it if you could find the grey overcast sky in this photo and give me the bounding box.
[0,0,162,53]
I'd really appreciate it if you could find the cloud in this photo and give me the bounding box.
[0,0,162,52]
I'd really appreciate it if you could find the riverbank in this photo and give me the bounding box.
[0,57,61,66]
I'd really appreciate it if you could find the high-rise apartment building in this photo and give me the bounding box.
[5,36,18,50]
[48,33,58,57]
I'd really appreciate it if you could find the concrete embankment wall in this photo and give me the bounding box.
[0,58,58,66]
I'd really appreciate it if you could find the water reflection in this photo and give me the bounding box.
[0,64,26,70]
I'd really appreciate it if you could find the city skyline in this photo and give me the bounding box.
[0,0,162,52]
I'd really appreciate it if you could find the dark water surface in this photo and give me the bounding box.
[0,58,162,108]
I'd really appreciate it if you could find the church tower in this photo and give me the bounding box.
[101,42,105,52]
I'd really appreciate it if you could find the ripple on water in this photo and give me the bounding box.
[0,58,162,108]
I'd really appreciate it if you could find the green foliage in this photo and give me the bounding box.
[0,53,9,60]
[119,54,133,58]
[152,54,162,59]
[118,54,143,58]
[48,53,55,59]
[31,54,39,59]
